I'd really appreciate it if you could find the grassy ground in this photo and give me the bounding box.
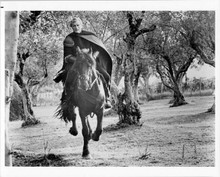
[9,95,215,167]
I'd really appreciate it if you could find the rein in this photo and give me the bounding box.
[77,72,105,114]
[77,72,103,103]
[77,69,97,91]
[89,76,98,90]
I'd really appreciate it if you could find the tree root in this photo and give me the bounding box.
[21,117,40,127]
[116,93,142,125]
[170,100,188,107]
[206,103,215,114]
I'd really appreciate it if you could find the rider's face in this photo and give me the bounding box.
[71,22,82,33]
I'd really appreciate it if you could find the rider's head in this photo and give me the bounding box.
[70,17,83,33]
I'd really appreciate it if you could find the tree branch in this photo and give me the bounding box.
[17,51,31,76]
[161,55,175,80]
[14,73,24,88]
[209,35,215,53]
[135,18,143,30]
[127,11,133,27]
[156,64,172,90]
[113,53,123,65]
[102,14,110,41]
[176,53,196,80]
[190,42,215,67]
[190,30,215,67]
[135,24,156,38]
[103,25,128,44]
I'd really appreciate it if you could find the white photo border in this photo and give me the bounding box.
[0,1,219,177]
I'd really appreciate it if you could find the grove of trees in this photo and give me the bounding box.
[9,11,215,127]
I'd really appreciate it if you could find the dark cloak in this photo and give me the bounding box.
[65,30,112,76]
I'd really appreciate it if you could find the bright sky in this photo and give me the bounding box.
[149,64,215,85]
[187,64,215,79]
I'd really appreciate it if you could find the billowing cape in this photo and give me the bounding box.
[68,31,112,76]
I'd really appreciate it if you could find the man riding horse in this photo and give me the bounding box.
[54,17,112,108]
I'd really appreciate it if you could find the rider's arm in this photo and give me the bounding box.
[63,36,75,59]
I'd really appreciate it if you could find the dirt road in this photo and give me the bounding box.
[9,96,215,166]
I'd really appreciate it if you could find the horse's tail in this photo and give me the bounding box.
[55,94,73,123]
[55,92,73,122]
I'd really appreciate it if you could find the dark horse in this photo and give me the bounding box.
[56,47,105,159]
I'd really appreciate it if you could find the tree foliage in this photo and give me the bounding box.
[142,11,214,107]
[178,11,215,67]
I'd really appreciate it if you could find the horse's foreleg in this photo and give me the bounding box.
[86,118,92,140]
[69,107,78,136]
[80,116,91,159]
[92,109,104,141]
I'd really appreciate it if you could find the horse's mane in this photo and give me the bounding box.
[73,48,97,70]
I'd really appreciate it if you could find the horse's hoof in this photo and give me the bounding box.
[69,127,78,136]
[82,154,92,160]
[92,133,100,141]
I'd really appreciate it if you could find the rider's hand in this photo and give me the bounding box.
[65,55,76,63]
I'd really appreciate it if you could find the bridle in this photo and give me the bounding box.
[77,67,97,91]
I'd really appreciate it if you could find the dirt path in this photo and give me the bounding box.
[9,96,215,166]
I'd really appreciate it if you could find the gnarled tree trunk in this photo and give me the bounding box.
[112,54,124,86]
[133,65,142,103]
[169,73,187,106]
[170,85,188,107]
[5,11,19,166]
[14,73,39,127]
[15,52,41,127]
[110,54,124,110]
[117,12,156,125]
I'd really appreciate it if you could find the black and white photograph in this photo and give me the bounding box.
[0,1,219,177]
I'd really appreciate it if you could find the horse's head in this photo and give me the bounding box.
[73,47,99,91]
